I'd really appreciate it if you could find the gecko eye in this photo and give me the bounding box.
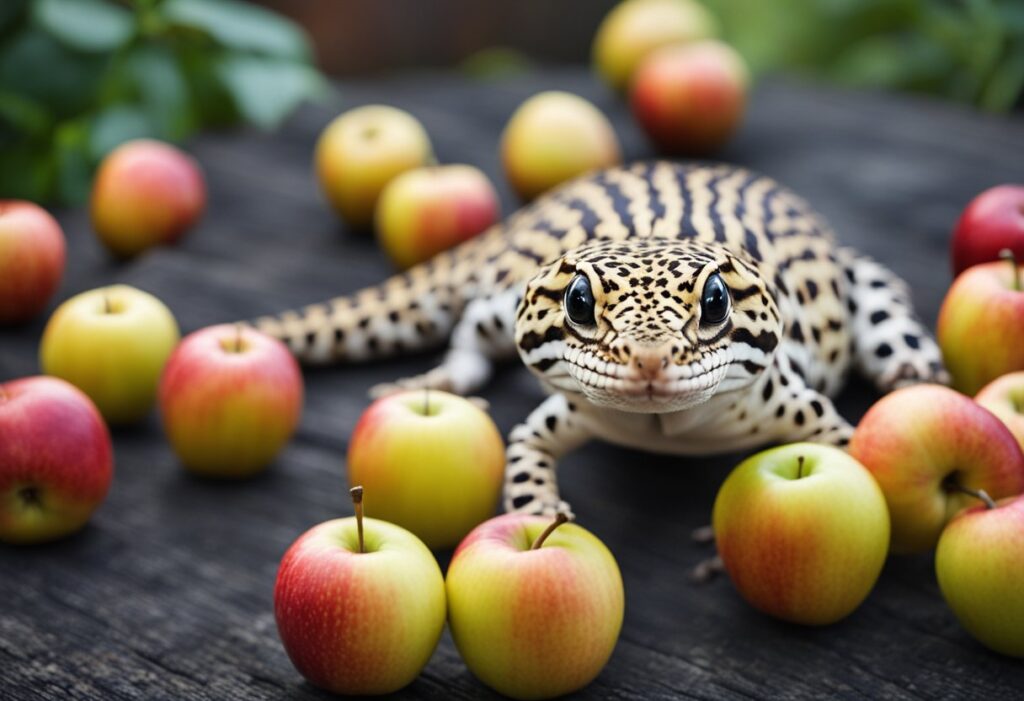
[564,274,596,326]
[700,272,731,326]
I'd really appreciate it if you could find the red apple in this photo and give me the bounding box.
[0,376,113,544]
[951,184,1024,276]
[375,164,500,269]
[0,201,66,324]
[159,324,303,478]
[630,40,749,155]
[849,384,1024,553]
[91,139,206,258]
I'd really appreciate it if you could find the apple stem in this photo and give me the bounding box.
[350,486,365,553]
[103,293,112,314]
[1000,248,1020,291]
[234,323,244,352]
[531,513,569,550]
[952,484,997,510]
[424,387,430,415]
[796,455,805,479]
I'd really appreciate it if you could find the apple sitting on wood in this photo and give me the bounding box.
[849,384,1024,553]
[446,513,624,700]
[274,487,446,695]
[0,201,66,324]
[712,443,889,625]
[950,184,1024,276]
[0,376,113,544]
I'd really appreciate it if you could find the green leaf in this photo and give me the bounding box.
[89,104,153,161]
[162,0,312,61]
[33,0,135,53]
[979,44,1024,111]
[0,141,55,201]
[0,30,108,118]
[216,55,326,129]
[0,0,30,34]
[53,119,92,204]
[0,90,53,137]
[127,44,194,138]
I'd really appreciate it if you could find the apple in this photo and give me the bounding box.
[592,0,718,91]
[274,487,446,695]
[937,254,1024,394]
[446,513,624,699]
[712,443,889,625]
[39,284,180,424]
[315,104,434,230]
[91,139,205,258]
[501,91,621,201]
[159,324,303,478]
[347,389,505,549]
[375,164,500,269]
[848,384,1024,553]
[975,371,1024,453]
[936,492,1024,657]
[951,184,1024,276]
[630,40,749,155]
[0,201,66,324]
[0,376,113,544]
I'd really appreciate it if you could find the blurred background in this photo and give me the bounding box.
[1,0,1022,205]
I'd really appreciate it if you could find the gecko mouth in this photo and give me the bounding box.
[563,356,732,411]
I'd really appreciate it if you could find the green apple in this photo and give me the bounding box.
[936,492,1024,657]
[39,285,180,424]
[446,513,624,700]
[975,371,1024,453]
[274,487,446,694]
[347,389,505,549]
[315,105,434,230]
[713,443,890,625]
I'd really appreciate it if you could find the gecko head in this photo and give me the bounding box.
[514,239,783,413]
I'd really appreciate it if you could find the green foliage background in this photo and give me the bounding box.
[0,0,327,205]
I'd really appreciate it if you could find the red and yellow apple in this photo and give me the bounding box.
[91,139,206,258]
[936,492,1024,657]
[501,91,621,201]
[937,256,1024,394]
[0,376,113,544]
[375,164,500,269]
[951,184,1024,276]
[975,371,1024,452]
[39,285,180,424]
[446,513,624,700]
[315,105,434,230]
[849,384,1024,553]
[0,201,66,324]
[592,0,718,91]
[347,389,505,549]
[630,40,749,155]
[274,491,446,695]
[159,324,303,478]
[712,443,889,626]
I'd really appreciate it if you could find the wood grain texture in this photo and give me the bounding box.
[2,69,1024,700]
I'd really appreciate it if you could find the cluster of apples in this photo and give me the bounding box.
[712,184,1024,659]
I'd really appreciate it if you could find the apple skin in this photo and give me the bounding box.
[159,324,303,477]
[713,443,889,626]
[375,164,500,269]
[848,384,1024,553]
[91,139,206,258]
[315,105,434,230]
[0,376,113,544]
[445,513,624,700]
[274,516,446,695]
[630,40,749,155]
[0,201,66,324]
[347,390,505,549]
[935,494,1024,657]
[39,284,180,425]
[937,260,1024,394]
[951,184,1024,276]
[975,371,1024,453]
[501,91,621,201]
[592,0,718,91]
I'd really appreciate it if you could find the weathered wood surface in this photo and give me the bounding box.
[2,68,1023,700]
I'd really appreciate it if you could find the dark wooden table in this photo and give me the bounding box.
[2,68,1023,700]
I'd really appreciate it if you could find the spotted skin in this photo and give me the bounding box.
[251,161,947,516]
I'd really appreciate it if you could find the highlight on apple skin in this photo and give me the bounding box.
[975,371,1024,453]
[712,442,890,626]
[445,513,624,700]
[0,376,113,544]
[0,200,66,325]
[91,139,206,258]
[935,493,1024,658]
[848,384,1024,553]
[273,510,446,695]
[159,324,303,478]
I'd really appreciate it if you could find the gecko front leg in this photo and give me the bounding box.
[504,394,593,517]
